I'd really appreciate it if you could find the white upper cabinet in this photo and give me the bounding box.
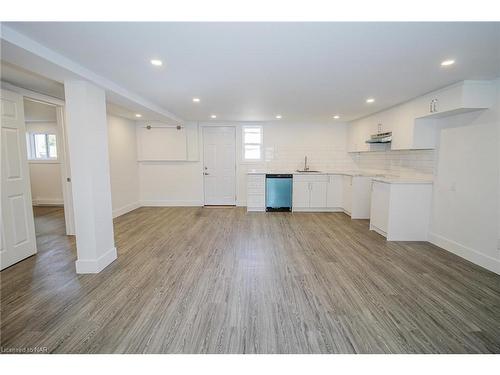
[347,116,389,153]
[390,101,437,150]
[414,81,496,119]
[348,80,495,152]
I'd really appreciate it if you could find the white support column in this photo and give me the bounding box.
[64,80,116,273]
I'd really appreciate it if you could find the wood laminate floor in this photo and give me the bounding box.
[1,206,499,354]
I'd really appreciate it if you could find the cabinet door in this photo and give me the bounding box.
[247,175,265,210]
[342,175,352,214]
[310,181,327,208]
[293,181,310,208]
[413,82,494,119]
[327,175,342,208]
[370,182,390,234]
[431,84,462,115]
[390,103,414,150]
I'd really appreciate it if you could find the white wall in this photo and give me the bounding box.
[137,121,351,206]
[26,122,64,205]
[107,114,140,217]
[25,114,141,216]
[429,79,500,274]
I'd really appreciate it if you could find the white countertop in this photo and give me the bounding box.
[372,176,433,184]
[246,169,381,177]
[247,169,433,184]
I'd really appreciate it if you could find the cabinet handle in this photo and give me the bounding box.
[430,99,438,113]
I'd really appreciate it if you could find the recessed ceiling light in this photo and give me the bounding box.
[366,98,375,103]
[333,115,340,119]
[275,115,282,119]
[150,59,163,66]
[441,59,455,66]
[135,113,142,118]
[192,98,200,103]
[211,114,217,119]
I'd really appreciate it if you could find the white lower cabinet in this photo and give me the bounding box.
[310,180,328,208]
[246,174,265,211]
[293,174,328,211]
[341,175,372,219]
[292,173,370,216]
[370,180,432,241]
[342,175,352,214]
[292,180,310,209]
[370,181,390,235]
[326,174,342,209]
[248,173,373,217]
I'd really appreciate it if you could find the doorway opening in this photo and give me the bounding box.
[23,97,75,261]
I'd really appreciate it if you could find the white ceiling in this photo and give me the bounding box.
[3,22,500,122]
[1,61,160,122]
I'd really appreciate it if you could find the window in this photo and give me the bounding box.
[243,126,263,161]
[27,133,58,160]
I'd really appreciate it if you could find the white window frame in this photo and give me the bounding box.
[242,125,263,162]
[27,132,58,161]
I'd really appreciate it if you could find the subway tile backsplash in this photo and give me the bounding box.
[350,149,435,176]
[254,144,356,171]
[242,141,434,177]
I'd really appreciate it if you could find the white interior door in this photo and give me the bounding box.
[1,89,37,270]
[203,127,236,205]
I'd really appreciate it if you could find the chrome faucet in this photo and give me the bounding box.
[304,156,309,171]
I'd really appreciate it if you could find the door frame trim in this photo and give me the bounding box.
[200,124,237,206]
[2,82,75,235]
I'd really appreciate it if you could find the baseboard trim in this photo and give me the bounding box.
[428,232,500,275]
[247,207,266,212]
[370,224,387,238]
[292,207,343,213]
[113,202,141,218]
[75,246,117,274]
[140,200,203,207]
[32,199,64,206]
